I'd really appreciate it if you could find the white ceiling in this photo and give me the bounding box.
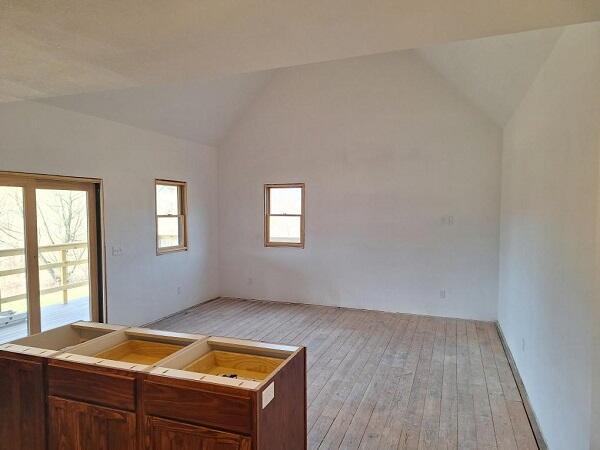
[40,71,274,146]
[33,25,575,145]
[1,0,598,102]
[417,27,564,125]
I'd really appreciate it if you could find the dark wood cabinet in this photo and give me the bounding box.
[146,416,251,450]
[0,354,46,450]
[48,396,136,450]
[1,326,306,449]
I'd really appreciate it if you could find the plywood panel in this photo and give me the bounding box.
[94,339,184,365]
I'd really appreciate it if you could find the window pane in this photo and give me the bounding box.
[269,187,301,215]
[269,216,301,243]
[156,184,179,215]
[36,189,91,330]
[0,186,29,341]
[157,216,181,248]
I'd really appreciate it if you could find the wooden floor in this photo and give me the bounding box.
[150,298,538,450]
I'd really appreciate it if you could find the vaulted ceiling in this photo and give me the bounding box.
[2,0,598,102]
[36,24,576,145]
[417,27,564,125]
[2,1,599,145]
[40,71,274,146]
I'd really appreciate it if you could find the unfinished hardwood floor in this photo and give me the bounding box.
[149,298,538,450]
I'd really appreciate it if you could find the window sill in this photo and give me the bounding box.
[156,246,188,255]
[264,242,304,249]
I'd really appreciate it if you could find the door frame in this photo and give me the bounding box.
[0,171,104,334]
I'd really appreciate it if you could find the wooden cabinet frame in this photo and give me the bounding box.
[264,183,305,248]
[0,171,103,334]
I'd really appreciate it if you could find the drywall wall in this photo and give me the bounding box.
[0,101,219,326]
[218,51,502,320]
[595,136,600,450]
[498,23,600,450]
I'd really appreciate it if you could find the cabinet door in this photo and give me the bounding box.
[48,396,136,450]
[0,356,45,450]
[147,416,252,450]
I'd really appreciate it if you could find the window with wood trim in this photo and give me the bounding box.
[155,180,188,254]
[264,183,305,248]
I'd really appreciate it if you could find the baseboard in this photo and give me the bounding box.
[141,296,221,328]
[495,322,547,450]
[220,295,497,323]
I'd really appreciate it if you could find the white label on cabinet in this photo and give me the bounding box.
[262,382,275,409]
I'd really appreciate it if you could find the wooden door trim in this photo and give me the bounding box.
[86,184,100,323]
[23,182,41,333]
[0,171,103,333]
[0,171,101,184]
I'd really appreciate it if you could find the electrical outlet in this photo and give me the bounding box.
[247,277,254,286]
[111,246,123,257]
[176,286,182,295]
[440,215,455,226]
[440,289,446,299]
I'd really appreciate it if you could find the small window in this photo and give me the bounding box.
[155,180,188,254]
[264,183,305,248]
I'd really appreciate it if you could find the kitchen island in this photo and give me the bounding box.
[0,322,306,450]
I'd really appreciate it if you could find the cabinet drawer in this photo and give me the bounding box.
[143,379,253,435]
[48,362,136,411]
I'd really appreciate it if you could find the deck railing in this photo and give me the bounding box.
[0,242,88,312]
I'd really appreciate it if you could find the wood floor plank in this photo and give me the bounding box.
[485,324,521,402]
[358,314,418,449]
[489,394,518,450]
[466,322,497,450]
[506,400,538,450]
[399,316,437,449]
[149,298,538,450]
[309,312,391,447]
[417,318,446,450]
[334,314,409,449]
[457,320,477,450]
[308,313,385,448]
[378,316,428,449]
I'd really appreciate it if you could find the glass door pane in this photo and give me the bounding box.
[36,188,91,331]
[0,186,29,342]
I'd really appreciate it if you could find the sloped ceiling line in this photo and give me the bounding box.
[416,27,563,126]
[15,24,582,146]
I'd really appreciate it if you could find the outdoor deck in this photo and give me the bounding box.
[0,297,90,343]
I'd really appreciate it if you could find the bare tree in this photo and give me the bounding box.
[36,190,88,286]
[0,189,88,288]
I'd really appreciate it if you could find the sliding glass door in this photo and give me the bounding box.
[0,175,99,342]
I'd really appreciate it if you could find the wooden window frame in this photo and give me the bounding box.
[264,183,305,248]
[155,179,188,255]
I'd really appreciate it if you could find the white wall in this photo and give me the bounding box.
[498,23,600,450]
[595,141,600,450]
[0,101,219,326]
[218,52,502,320]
